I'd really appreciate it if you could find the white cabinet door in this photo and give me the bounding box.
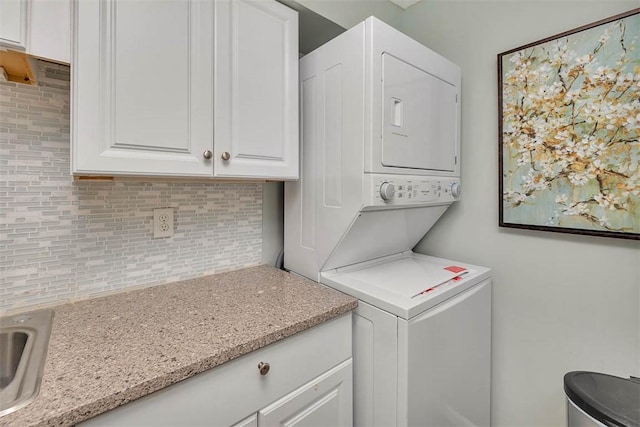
[258,360,352,427]
[28,0,71,63]
[233,413,258,427]
[0,0,27,49]
[72,0,214,176]
[213,0,298,179]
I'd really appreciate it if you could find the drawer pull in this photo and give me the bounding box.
[258,362,270,376]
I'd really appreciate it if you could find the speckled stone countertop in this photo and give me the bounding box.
[0,265,357,427]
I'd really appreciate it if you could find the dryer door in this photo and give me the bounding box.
[381,53,457,172]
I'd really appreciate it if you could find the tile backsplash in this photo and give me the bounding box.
[1,61,263,312]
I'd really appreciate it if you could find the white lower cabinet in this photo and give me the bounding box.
[258,360,352,427]
[80,314,352,426]
[232,413,258,427]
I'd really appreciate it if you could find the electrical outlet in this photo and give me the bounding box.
[153,208,174,238]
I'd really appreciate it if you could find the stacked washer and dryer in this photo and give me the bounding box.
[285,17,492,426]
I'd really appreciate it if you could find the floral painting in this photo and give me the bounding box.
[498,9,640,240]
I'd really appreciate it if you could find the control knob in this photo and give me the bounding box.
[450,182,461,198]
[379,182,395,201]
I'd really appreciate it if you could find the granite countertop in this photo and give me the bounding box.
[0,265,357,427]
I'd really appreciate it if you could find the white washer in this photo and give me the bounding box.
[285,16,492,426]
[322,252,491,426]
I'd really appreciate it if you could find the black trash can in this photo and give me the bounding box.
[564,371,640,427]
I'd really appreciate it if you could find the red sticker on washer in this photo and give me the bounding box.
[445,266,466,273]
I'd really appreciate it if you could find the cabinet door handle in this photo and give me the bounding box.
[221,151,231,161]
[258,362,270,375]
[203,150,213,160]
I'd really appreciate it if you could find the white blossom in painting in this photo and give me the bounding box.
[501,13,640,235]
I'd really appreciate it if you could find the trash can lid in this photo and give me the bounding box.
[564,371,640,427]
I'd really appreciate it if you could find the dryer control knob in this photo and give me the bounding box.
[451,182,461,198]
[380,182,395,201]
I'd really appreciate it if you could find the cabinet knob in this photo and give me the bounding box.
[258,362,270,375]
[221,151,231,161]
[203,150,213,160]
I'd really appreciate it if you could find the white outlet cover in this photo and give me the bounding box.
[153,208,174,238]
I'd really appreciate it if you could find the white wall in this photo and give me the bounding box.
[296,0,403,29]
[262,182,284,267]
[403,2,640,426]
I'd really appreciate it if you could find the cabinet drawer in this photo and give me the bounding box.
[81,313,352,426]
[259,359,353,426]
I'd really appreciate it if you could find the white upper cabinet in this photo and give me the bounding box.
[213,0,299,179]
[72,0,299,180]
[0,0,71,63]
[28,0,71,63]
[0,0,28,50]
[72,0,214,177]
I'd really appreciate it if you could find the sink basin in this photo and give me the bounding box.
[0,331,29,388]
[0,309,53,417]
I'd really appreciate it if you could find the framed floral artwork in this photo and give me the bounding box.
[498,9,640,240]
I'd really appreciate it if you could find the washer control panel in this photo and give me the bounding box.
[366,174,460,207]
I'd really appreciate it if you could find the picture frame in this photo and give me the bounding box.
[498,9,640,240]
